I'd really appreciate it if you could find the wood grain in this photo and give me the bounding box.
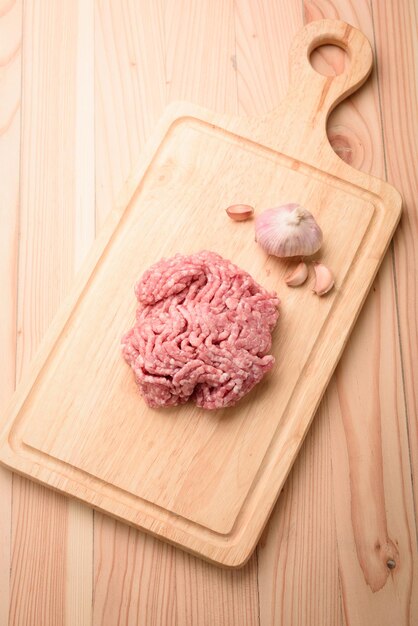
[164,0,237,111]
[306,2,417,625]
[1,0,416,622]
[93,1,258,622]
[372,0,418,522]
[10,479,68,626]
[0,1,21,623]
[9,1,94,624]
[224,2,342,621]
[234,0,301,115]
[251,1,418,624]
[258,411,342,626]
[94,515,258,626]
[0,19,402,569]
[328,275,417,622]
[95,0,166,228]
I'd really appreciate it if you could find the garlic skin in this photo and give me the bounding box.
[313,263,334,296]
[285,261,308,287]
[226,204,254,221]
[255,203,323,257]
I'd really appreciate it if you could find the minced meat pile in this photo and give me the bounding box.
[121,250,280,410]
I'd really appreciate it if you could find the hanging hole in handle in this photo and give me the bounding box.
[309,42,349,77]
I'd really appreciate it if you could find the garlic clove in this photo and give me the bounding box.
[255,203,323,258]
[285,261,308,287]
[226,204,254,221]
[313,262,334,296]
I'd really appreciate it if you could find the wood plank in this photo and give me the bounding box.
[235,3,342,623]
[0,0,20,406]
[94,0,166,228]
[305,1,418,624]
[93,0,258,619]
[10,1,94,624]
[94,515,258,626]
[67,5,95,623]
[74,0,95,270]
[66,501,93,626]
[0,0,22,622]
[164,0,237,111]
[372,0,418,521]
[253,0,418,624]
[0,468,12,624]
[10,479,68,626]
[173,551,258,626]
[327,272,418,623]
[258,412,342,626]
[234,0,301,115]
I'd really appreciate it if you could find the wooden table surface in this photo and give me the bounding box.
[1,1,417,624]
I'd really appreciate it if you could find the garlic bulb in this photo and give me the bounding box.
[255,203,323,258]
[313,262,334,296]
[285,261,308,287]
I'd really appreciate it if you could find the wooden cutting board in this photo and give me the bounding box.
[0,20,401,568]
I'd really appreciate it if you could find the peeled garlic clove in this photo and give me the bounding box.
[255,203,323,257]
[226,204,254,221]
[313,262,334,296]
[285,261,308,287]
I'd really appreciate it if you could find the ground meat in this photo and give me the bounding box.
[121,251,280,410]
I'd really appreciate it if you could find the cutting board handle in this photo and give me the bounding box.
[263,20,373,155]
[289,19,372,114]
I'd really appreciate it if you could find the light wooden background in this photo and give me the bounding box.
[1,1,417,624]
